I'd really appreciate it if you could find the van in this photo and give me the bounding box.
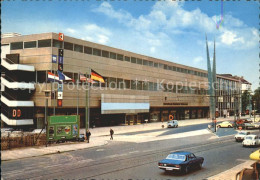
[167,120,178,128]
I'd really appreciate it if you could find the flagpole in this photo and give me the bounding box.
[77,72,79,115]
[85,69,90,131]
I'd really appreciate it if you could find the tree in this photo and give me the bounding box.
[252,87,260,113]
[242,90,250,112]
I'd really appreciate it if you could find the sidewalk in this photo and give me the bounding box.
[1,116,245,161]
[81,116,238,137]
[207,160,256,180]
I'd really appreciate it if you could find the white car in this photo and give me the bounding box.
[234,131,250,142]
[167,120,178,128]
[242,135,260,147]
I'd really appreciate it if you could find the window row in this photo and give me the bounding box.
[10,39,207,78]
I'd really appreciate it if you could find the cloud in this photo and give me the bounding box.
[66,28,76,34]
[220,30,244,45]
[94,1,257,51]
[193,56,203,64]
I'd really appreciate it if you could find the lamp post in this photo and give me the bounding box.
[254,101,256,123]
[44,90,50,147]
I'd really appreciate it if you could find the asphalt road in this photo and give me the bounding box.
[2,131,258,180]
[118,122,211,136]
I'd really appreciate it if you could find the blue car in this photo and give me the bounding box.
[158,151,204,174]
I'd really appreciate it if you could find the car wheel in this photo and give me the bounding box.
[198,162,203,169]
[217,125,221,128]
[228,125,231,128]
[184,166,189,174]
[176,125,178,128]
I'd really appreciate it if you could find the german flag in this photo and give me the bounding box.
[91,69,105,83]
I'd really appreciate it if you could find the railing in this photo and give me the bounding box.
[236,161,259,180]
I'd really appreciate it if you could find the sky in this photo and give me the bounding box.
[2,0,259,91]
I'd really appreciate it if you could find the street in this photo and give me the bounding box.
[2,122,259,179]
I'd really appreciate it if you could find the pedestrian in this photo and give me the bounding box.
[86,129,91,143]
[110,128,114,140]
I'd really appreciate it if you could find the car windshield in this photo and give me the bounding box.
[239,132,246,135]
[245,136,253,140]
[166,154,186,161]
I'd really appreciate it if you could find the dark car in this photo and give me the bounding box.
[158,151,204,174]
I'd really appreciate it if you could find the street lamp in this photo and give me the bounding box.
[254,101,256,123]
[44,90,51,147]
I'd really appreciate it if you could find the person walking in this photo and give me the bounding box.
[86,129,91,143]
[110,128,114,140]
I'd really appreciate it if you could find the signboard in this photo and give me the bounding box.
[58,64,63,71]
[57,92,63,99]
[58,33,64,41]
[47,115,80,141]
[57,99,62,107]
[58,49,64,57]
[58,56,63,64]
[52,55,57,63]
[58,84,63,92]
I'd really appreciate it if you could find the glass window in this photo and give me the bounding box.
[117,54,124,61]
[163,64,168,70]
[167,66,172,71]
[131,80,137,90]
[74,44,83,53]
[102,50,109,58]
[125,56,130,62]
[117,78,124,89]
[183,69,187,73]
[181,68,185,73]
[137,58,142,65]
[148,82,154,91]
[143,81,149,90]
[110,52,117,59]
[198,72,201,76]
[53,39,63,48]
[38,39,51,48]
[143,60,148,66]
[108,77,117,88]
[154,83,158,91]
[159,63,164,69]
[154,63,158,68]
[194,71,198,75]
[137,81,143,90]
[24,41,36,49]
[131,57,136,63]
[177,67,181,72]
[84,46,92,54]
[172,66,176,71]
[10,42,23,50]
[64,42,73,51]
[93,48,101,56]
[148,61,153,67]
[125,80,130,89]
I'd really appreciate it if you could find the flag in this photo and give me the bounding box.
[79,73,87,82]
[48,72,62,83]
[91,69,105,83]
[57,70,74,81]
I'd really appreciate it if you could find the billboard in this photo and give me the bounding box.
[47,115,80,141]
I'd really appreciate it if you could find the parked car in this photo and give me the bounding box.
[242,135,260,147]
[158,151,204,174]
[249,150,260,160]
[217,121,233,128]
[78,134,85,142]
[234,131,250,142]
[167,120,178,128]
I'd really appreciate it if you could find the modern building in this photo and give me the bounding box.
[0,32,248,129]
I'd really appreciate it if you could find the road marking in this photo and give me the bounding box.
[96,149,104,152]
[129,151,139,154]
